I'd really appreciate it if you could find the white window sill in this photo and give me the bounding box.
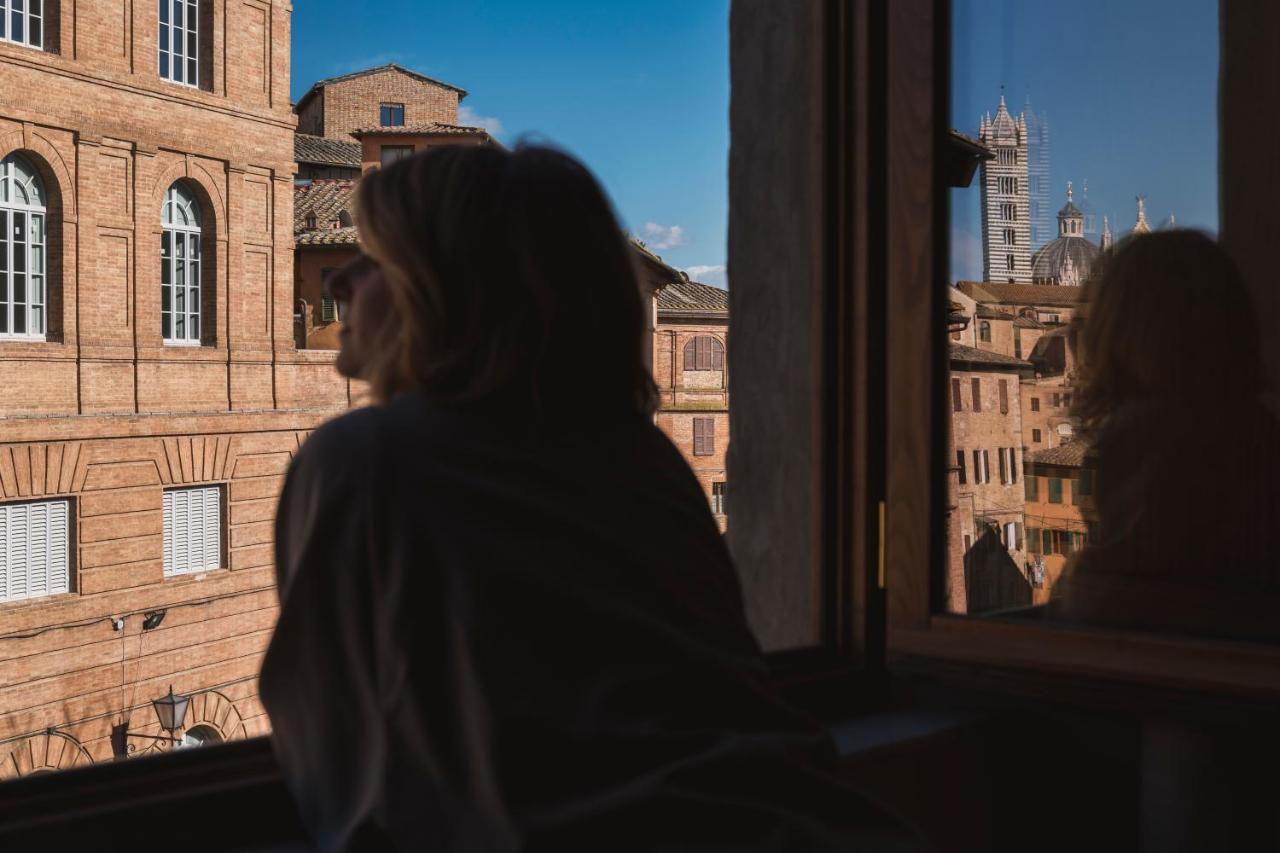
[0,38,43,52]
[162,339,204,347]
[0,334,49,343]
[159,77,201,90]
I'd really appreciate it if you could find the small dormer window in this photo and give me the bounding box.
[330,219,341,230]
[304,213,317,230]
[338,210,352,228]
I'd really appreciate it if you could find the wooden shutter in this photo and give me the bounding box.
[998,448,1007,484]
[1015,522,1024,551]
[1027,526,1040,553]
[973,450,982,483]
[1009,449,1018,483]
[982,450,990,483]
[711,338,725,370]
[956,449,966,485]
[1025,475,1038,501]
[694,417,715,456]
[683,340,697,370]
[0,500,69,603]
[951,378,962,412]
[698,336,712,369]
[164,486,222,576]
[971,378,982,412]
[999,379,1009,414]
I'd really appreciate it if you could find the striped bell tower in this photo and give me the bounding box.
[978,94,1033,283]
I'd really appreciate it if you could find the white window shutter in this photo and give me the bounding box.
[27,502,47,598]
[202,489,220,570]
[163,490,174,575]
[0,500,70,603]
[48,501,68,595]
[163,486,222,577]
[10,504,28,600]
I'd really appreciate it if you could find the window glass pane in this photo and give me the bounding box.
[945,0,1220,620]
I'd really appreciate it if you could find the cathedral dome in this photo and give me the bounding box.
[1030,235,1100,286]
[1030,182,1100,285]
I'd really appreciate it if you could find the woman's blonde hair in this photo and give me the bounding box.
[354,143,657,418]
[1074,230,1262,435]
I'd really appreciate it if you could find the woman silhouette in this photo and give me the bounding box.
[260,144,916,851]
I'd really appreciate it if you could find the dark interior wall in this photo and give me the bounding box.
[726,1,825,651]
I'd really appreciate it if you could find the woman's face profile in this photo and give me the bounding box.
[330,254,392,380]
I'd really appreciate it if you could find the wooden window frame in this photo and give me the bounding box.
[879,0,1280,714]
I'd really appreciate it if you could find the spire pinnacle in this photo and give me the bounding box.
[1066,181,1073,203]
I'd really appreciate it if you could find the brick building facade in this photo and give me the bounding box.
[294,64,466,140]
[0,1,352,777]
[1024,442,1096,604]
[946,343,1031,613]
[653,278,729,530]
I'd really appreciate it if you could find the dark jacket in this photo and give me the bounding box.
[260,394,913,852]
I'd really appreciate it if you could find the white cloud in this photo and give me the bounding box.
[458,106,505,138]
[683,264,727,288]
[641,222,688,250]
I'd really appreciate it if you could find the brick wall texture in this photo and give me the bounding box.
[652,319,729,531]
[298,67,462,140]
[0,1,357,776]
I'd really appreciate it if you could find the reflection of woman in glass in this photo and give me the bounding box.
[1058,230,1280,639]
[260,145,917,851]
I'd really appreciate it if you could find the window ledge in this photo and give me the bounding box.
[890,613,1280,706]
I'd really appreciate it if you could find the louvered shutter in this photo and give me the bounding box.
[0,508,7,601]
[956,450,966,485]
[711,339,725,370]
[27,503,48,599]
[47,501,68,596]
[0,501,69,603]
[203,487,221,569]
[998,448,1007,484]
[971,378,982,412]
[693,418,704,455]
[1010,450,1018,483]
[10,504,28,600]
[683,340,696,370]
[983,450,991,483]
[973,450,981,483]
[164,486,222,577]
[952,378,962,412]
[999,379,1009,414]
[163,490,175,574]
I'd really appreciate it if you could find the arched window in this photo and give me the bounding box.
[161,183,202,344]
[683,335,725,371]
[1,154,47,339]
[979,321,991,342]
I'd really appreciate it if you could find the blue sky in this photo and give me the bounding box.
[951,0,1219,282]
[291,0,730,287]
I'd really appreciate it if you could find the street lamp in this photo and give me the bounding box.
[110,685,191,759]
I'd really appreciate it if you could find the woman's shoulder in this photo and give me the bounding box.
[290,405,393,490]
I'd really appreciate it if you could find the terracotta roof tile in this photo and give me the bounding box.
[657,280,728,313]
[1028,442,1090,468]
[1014,315,1047,329]
[351,123,488,138]
[948,341,1032,369]
[289,180,350,236]
[296,227,360,247]
[294,134,361,168]
[957,280,1084,307]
